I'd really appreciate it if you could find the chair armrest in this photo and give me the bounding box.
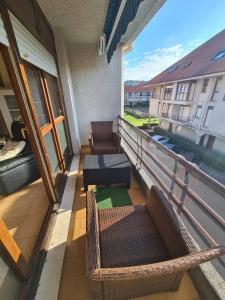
[90,246,225,281]
[86,192,101,277]
[112,132,121,152]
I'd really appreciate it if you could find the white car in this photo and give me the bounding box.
[151,135,170,145]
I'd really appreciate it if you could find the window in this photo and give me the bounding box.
[159,85,164,99]
[183,62,192,68]
[188,81,196,100]
[164,85,173,100]
[4,95,22,121]
[25,66,49,127]
[152,86,160,98]
[45,74,62,118]
[195,105,202,118]
[168,65,178,73]
[203,106,214,128]
[201,78,209,93]
[176,82,189,100]
[210,77,223,102]
[212,50,225,61]
[157,102,161,115]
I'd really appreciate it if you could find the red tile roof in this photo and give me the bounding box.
[124,83,152,94]
[147,29,225,86]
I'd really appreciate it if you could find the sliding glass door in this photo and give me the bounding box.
[22,63,71,195]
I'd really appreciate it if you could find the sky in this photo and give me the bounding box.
[124,0,225,82]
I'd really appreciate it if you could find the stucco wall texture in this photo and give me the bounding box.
[67,43,122,145]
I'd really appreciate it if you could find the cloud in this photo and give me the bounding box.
[124,44,188,81]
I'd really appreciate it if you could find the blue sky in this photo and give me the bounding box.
[124,0,225,81]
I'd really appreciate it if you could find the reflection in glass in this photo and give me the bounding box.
[25,67,49,127]
[45,74,62,118]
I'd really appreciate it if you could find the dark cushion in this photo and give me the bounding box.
[92,142,117,154]
[98,205,170,268]
[146,186,188,258]
[0,152,35,174]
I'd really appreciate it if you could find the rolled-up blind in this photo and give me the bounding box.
[0,14,9,47]
[10,13,58,77]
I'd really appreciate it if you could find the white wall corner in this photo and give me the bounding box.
[54,31,81,154]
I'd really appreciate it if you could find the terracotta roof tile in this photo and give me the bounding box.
[124,83,152,93]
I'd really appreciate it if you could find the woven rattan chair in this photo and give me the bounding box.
[86,185,225,300]
[88,121,120,154]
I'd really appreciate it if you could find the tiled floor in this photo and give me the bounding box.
[0,178,49,261]
[58,148,200,300]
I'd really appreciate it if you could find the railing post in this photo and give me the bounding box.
[169,159,178,202]
[177,166,190,215]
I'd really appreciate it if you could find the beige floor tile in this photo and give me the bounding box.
[165,274,199,300]
[0,178,49,262]
[131,293,167,300]
[58,275,91,300]
[62,256,86,278]
[15,235,38,261]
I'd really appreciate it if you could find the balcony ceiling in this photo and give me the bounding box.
[37,0,109,43]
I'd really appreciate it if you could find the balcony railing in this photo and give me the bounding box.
[124,107,149,118]
[161,112,169,118]
[118,116,225,288]
[171,114,190,123]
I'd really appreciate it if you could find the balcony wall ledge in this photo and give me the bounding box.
[35,155,80,300]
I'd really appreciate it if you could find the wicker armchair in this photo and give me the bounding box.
[88,121,120,154]
[86,186,225,300]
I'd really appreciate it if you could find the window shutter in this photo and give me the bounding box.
[0,14,9,47]
[10,13,58,77]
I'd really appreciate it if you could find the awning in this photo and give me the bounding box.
[103,0,144,63]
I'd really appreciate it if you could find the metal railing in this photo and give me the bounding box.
[124,107,149,118]
[118,116,225,281]
[161,112,169,118]
[171,114,190,123]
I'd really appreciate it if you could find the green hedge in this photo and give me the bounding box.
[152,127,225,171]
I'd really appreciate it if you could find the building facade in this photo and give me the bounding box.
[149,30,225,152]
[124,83,152,105]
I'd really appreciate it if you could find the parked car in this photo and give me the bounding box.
[151,135,169,144]
[164,143,180,153]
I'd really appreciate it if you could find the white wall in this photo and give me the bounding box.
[67,43,122,145]
[149,98,159,115]
[54,32,81,154]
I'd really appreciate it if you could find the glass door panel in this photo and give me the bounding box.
[43,131,60,180]
[25,66,49,127]
[45,73,62,118]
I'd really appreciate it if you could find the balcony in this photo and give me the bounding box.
[161,112,169,118]
[58,146,201,300]
[171,114,190,124]
[52,117,225,300]
[3,1,224,299]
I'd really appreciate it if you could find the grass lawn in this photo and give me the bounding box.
[123,112,159,127]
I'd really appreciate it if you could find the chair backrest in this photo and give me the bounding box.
[11,121,28,141]
[91,121,113,142]
[146,185,190,258]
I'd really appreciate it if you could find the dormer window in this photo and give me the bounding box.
[168,65,178,73]
[212,50,225,61]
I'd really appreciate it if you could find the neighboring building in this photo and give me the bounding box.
[124,83,152,105]
[149,29,225,152]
